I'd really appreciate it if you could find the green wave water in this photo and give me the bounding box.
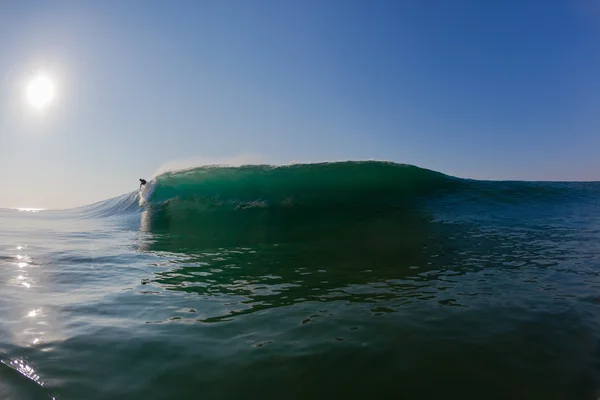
[2,161,600,399]
[128,161,461,238]
[145,161,456,205]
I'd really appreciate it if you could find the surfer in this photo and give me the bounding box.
[139,178,147,189]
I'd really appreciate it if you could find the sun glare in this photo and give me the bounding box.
[26,75,56,109]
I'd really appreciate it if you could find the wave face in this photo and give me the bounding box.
[76,161,457,218]
[147,161,456,206]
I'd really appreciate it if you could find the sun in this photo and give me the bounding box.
[26,74,56,109]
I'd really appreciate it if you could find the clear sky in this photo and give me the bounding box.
[1,0,600,209]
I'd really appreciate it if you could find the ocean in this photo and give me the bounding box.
[2,161,600,399]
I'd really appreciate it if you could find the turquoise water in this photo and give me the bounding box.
[2,161,600,399]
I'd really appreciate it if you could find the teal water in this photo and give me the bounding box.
[2,161,600,399]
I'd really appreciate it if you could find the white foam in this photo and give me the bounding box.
[138,180,156,206]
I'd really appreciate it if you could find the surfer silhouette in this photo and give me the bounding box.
[139,178,147,189]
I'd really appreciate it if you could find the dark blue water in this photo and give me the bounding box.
[2,162,600,399]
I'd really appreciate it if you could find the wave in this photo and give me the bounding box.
[75,161,456,218]
[71,192,140,218]
[146,161,456,205]
[72,161,600,235]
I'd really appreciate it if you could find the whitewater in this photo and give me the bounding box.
[2,161,600,399]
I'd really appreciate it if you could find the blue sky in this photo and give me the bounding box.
[1,0,599,208]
